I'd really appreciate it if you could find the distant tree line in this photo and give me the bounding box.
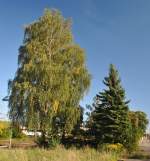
[7,9,148,151]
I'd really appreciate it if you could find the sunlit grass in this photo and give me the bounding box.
[0,146,119,161]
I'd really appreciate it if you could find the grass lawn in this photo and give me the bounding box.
[0,146,119,161]
[0,137,36,148]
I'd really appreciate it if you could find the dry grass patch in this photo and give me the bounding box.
[0,146,119,161]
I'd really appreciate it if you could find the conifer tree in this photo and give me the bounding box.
[8,9,90,144]
[91,64,131,147]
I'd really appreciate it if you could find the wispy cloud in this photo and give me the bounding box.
[81,0,115,29]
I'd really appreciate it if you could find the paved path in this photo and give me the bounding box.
[124,142,150,161]
[125,159,150,161]
[125,160,150,161]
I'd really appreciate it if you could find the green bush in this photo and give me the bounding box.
[98,143,125,154]
[48,136,60,148]
[36,135,60,148]
[0,128,10,138]
[11,127,26,138]
[0,121,10,138]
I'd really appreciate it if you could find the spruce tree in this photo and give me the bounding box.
[91,64,131,147]
[8,9,91,144]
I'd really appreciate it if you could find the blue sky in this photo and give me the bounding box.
[0,0,150,122]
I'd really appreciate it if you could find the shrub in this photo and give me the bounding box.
[0,128,10,138]
[48,136,60,148]
[11,127,26,138]
[36,135,60,148]
[0,121,10,138]
[98,143,125,154]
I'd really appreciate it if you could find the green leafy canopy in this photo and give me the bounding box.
[8,9,91,138]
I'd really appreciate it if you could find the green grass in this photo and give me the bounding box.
[0,146,119,161]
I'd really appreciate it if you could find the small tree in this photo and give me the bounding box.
[129,111,148,150]
[91,64,131,148]
[135,111,148,135]
[8,9,91,146]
